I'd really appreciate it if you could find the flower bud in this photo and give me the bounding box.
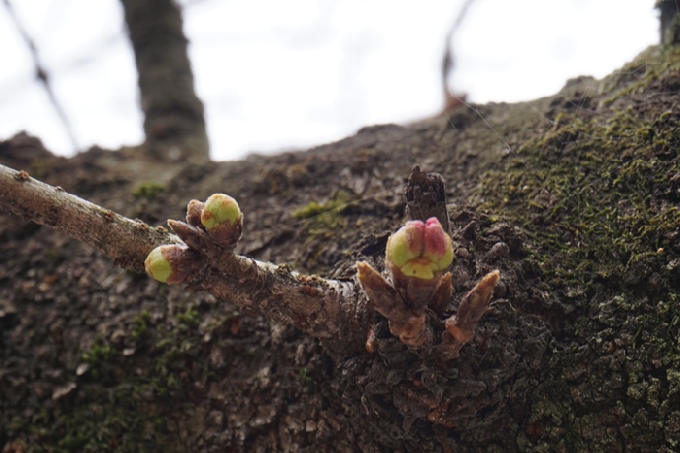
[385,218,454,308]
[386,218,453,280]
[186,199,205,226]
[201,194,241,229]
[200,194,243,246]
[144,244,191,285]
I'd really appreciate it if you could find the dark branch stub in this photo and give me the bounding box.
[404,165,451,236]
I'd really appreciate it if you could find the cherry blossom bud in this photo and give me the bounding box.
[200,194,243,246]
[201,194,242,229]
[144,244,191,285]
[386,218,453,280]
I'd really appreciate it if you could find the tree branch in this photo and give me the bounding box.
[441,0,475,112]
[120,0,210,162]
[2,0,80,151]
[0,162,496,358]
[0,163,369,356]
[0,163,177,273]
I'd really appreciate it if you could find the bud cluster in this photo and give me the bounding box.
[144,193,243,284]
[386,218,453,278]
[358,216,499,352]
[357,217,455,348]
[385,217,453,307]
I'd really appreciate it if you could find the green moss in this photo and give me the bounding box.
[293,191,353,236]
[289,193,356,274]
[293,201,330,220]
[7,416,25,431]
[132,181,167,199]
[299,367,313,387]
[294,191,351,219]
[81,338,116,380]
[478,97,680,299]
[16,300,224,452]
[132,310,151,340]
[600,45,680,101]
[476,45,680,449]
[176,306,200,329]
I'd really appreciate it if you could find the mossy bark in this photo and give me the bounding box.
[2,43,680,452]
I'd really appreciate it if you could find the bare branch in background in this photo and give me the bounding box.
[441,0,475,112]
[1,0,80,152]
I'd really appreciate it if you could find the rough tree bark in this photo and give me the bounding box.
[121,0,210,162]
[2,10,680,453]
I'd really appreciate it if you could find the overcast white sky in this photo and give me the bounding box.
[0,0,659,161]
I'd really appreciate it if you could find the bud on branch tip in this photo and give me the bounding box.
[201,194,241,230]
[198,194,243,246]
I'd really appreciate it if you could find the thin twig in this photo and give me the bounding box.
[0,163,369,356]
[2,0,80,152]
[0,163,178,273]
[442,0,476,110]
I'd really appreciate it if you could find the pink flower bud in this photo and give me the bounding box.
[386,218,453,280]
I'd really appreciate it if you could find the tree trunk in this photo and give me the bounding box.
[1,38,680,453]
[121,0,210,162]
[658,0,680,46]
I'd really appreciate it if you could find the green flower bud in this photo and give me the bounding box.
[144,244,190,285]
[145,246,171,283]
[199,194,243,246]
[386,218,453,280]
[201,194,241,230]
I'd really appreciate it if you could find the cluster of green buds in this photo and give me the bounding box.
[144,193,243,284]
[385,217,453,307]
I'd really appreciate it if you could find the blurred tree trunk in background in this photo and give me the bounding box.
[658,0,680,45]
[120,0,210,162]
